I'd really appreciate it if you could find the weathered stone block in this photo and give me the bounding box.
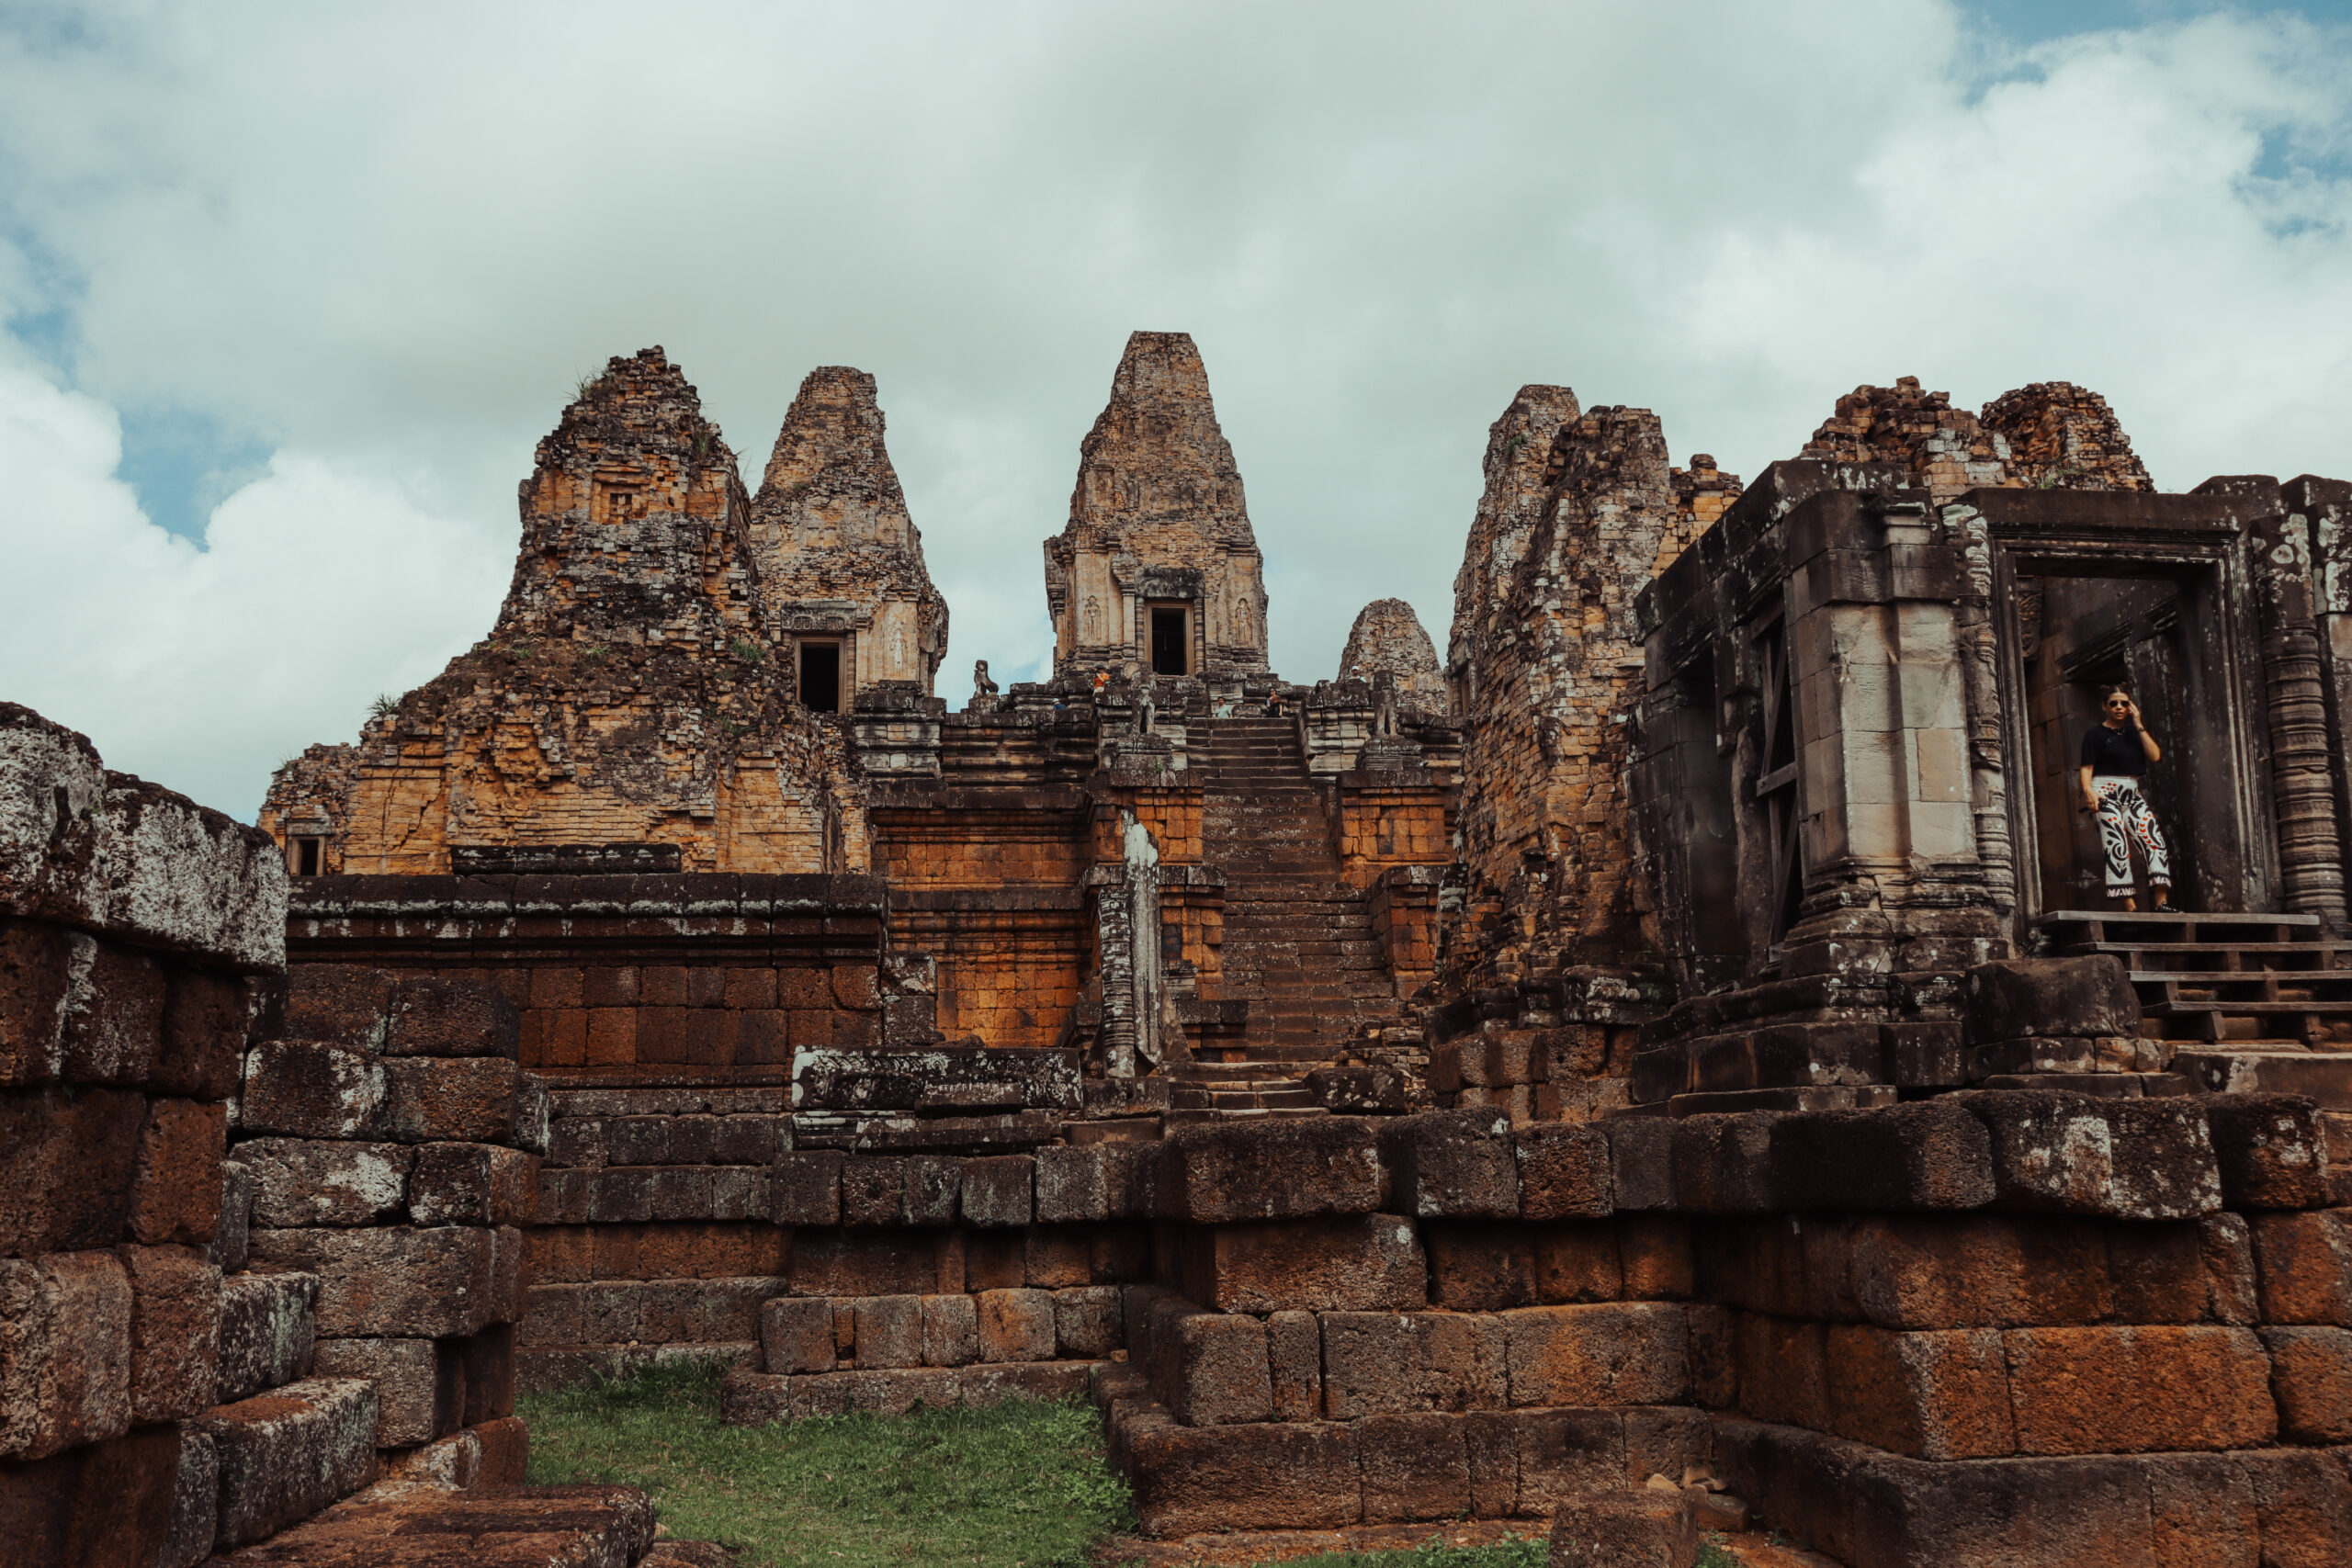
[1839,1213,2110,1330]
[1179,1214,1427,1314]
[1966,1090,2221,1220]
[409,1141,539,1226]
[839,1156,906,1227]
[311,1336,458,1447]
[2249,1208,2352,1325]
[244,1225,500,1338]
[977,1287,1055,1364]
[901,1155,965,1226]
[1320,1310,1507,1418]
[238,1042,385,1141]
[158,1424,219,1568]
[854,1294,925,1369]
[1380,1109,1519,1218]
[0,1421,185,1568]
[1358,1410,1470,1523]
[458,1320,515,1424]
[385,974,522,1058]
[197,1375,379,1548]
[380,1056,549,1153]
[1600,1117,1676,1213]
[1150,1117,1382,1223]
[1114,1412,1361,1533]
[127,1097,224,1247]
[760,1296,835,1375]
[214,1270,317,1403]
[1500,1303,1688,1408]
[2258,1325,2352,1442]
[0,1086,147,1255]
[2002,1325,2276,1453]
[0,1249,132,1461]
[1549,1489,1698,1568]
[1266,1308,1321,1421]
[1514,1122,1611,1220]
[922,1292,978,1367]
[772,1151,842,1226]
[961,1156,1034,1227]
[155,964,249,1101]
[2206,1095,2331,1209]
[213,1158,251,1275]
[1962,956,2140,1043]
[1820,1324,2014,1459]
[1034,1145,1112,1224]
[1427,1223,1536,1312]
[117,1243,220,1423]
[239,1137,411,1228]
[1766,1100,1996,1212]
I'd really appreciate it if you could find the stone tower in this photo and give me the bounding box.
[259,347,867,875]
[1044,332,1270,681]
[1340,598,1446,713]
[748,367,949,709]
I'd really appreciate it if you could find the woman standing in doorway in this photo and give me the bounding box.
[2078,687,2176,911]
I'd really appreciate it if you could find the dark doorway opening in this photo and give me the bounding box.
[294,838,322,877]
[1150,607,1188,676]
[799,642,842,714]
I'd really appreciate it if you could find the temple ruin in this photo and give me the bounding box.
[9,343,2352,1566]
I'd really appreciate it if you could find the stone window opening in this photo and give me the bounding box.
[798,639,843,714]
[1754,620,1804,949]
[291,836,323,877]
[1149,604,1190,677]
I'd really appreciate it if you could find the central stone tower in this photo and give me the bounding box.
[1044,331,1271,681]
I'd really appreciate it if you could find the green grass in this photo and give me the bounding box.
[519,1360,1133,1566]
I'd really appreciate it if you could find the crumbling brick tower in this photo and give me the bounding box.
[1044,332,1272,682]
[1439,388,1726,1046]
[747,367,950,710]
[1340,598,1448,716]
[259,347,868,876]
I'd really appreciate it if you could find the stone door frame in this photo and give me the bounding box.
[1984,522,2275,931]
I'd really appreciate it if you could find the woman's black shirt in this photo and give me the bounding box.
[2081,723,2150,777]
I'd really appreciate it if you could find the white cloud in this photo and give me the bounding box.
[0,1,2346,818]
[0,355,509,813]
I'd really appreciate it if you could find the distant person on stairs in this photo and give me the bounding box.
[2078,686,2175,911]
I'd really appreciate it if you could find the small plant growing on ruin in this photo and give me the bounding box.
[572,370,605,403]
[367,693,398,721]
[729,638,765,665]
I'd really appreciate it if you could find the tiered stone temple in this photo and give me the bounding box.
[208,345,2352,1564]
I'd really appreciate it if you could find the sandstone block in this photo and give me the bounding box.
[1380,1108,1519,1218]
[409,1142,539,1226]
[922,1292,978,1367]
[1966,1090,2221,1220]
[977,1287,1055,1364]
[117,1243,220,1423]
[1358,1410,1470,1523]
[311,1336,458,1446]
[2249,1208,2352,1325]
[197,1375,379,1547]
[156,964,248,1100]
[1305,1065,1407,1113]
[1549,1489,1698,1568]
[1766,1100,1996,1212]
[1821,1324,2014,1458]
[1514,1122,1611,1220]
[773,1151,843,1225]
[1114,1408,1361,1533]
[786,1228,956,1298]
[1023,1225,1091,1289]
[238,1042,385,1140]
[839,1155,906,1227]
[1686,1304,1736,1408]
[1600,1117,1676,1213]
[1052,1285,1121,1359]
[720,1360,1091,1424]
[1963,956,2140,1044]
[961,1156,1035,1227]
[0,919,73,1086]
[55,934,165,1087]
[380,1055,550,1153]
[1615,1215,1693,1299]
[1475,1407,1624,1517]
[762,1296,836,1374]
[1839,1213,2111,1330]
[282,964,397,1049]
[901,1155,965,1226]
[2258,1325,2352,1442]
[2206,1095,2332,1209]
[1500,1303,1688,1408]
[1320,1310,1507,1418]
[127,1097,224,1248]
[159,1424,219,1568]
[1428,1223,1536,1312]
[2242,1444,2352,1567]
[1180,1213,1427,1314]
[1151,1117,1381,1223]
[2199,1213,2261,1325]
[1533,1223,1624,1305]
[384,974,522,1058]
[0,1249,132,1461]
[213,1159,252,1275]
[1262,1308,1320,1421]
[239,1137,411,1228]
[0,1421,185,1568]
[0,1087,145,1255]
[244,1225,500,1338]
[214,1270,317,1403]
[2003,1325,2276,1453]
[854,1294,925,1369]
[1034,1145,1111,1223]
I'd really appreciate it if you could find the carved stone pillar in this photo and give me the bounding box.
[2251,513,2347,928]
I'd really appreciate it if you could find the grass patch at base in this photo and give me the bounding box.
[519,1359,1131,1567]
[1262,1540,1549,1567]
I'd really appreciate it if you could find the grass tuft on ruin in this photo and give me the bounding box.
[521,1359,1133,1566]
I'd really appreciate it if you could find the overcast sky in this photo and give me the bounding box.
[3,0,2349,820]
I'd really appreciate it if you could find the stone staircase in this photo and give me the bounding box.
[2037,909,2352,1106]
[1177,716,1405,1119]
